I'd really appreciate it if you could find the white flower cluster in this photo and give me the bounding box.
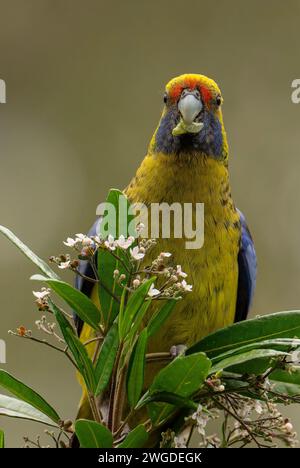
[191,404,210,436]
[63,233,96,248]
[226,396,298,448]
[63,232,148,262]
[60,232,193,299]
[103,234,135,252]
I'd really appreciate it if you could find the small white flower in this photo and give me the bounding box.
[32,289,50,300]
[82,236,94,247]
[93,235,102,244]
[75,233,86,241]
[181,279,193,292]
[130,246,145,261]
[176,265,188,278]
[148,284,160,297]
[58,261,71,269]
[116,235,135,250]
[191,404,209,436]
[63,237,77,247]
[104,234,116,251]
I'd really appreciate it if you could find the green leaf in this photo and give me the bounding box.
[0,370,60,424]
[117,425,148,448]
[137,391,197,410]
[48,299,76,342]
[95,323,119,396]
[98,189,131,239]
[0,429,4,448]
[49,300,96,391]
[31,274,101,331]
[0,225,59,279]
[210,338,300,365]
[187,311,300,358]
[270,367,300,396]
[127,300,152,344]
[119,278,156,339]
[127,328,148,408]
[148,353,211,426]
[75,419,113,448]
[0,394,57,426]
[228,358,274,376]
[97,190,133,326]
[65,330,96,393]
[148,299,177,338]
[210,349,289,374]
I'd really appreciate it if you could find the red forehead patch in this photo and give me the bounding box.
[169,79,213,103]
[200,86,213,103]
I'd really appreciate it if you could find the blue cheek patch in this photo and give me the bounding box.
[155,107,223,158]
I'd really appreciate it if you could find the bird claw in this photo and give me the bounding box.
[170,344,187,358]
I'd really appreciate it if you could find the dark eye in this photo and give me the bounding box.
[216,96,222,106]
[163,92,168,104]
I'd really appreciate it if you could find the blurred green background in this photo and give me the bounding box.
[0,0,300,447]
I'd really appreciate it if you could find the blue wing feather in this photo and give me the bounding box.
[74,218,100,335]
[234,209,257,322]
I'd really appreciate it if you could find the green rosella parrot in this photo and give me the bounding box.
[74,73,257,423]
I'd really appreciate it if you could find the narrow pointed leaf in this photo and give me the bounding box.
[95,323,119,396]
[48,300,94,385]
[0,225,59,279]
[119,278,156,339]
[127,300,151,345]
[270,367,300,396]
[137,391,197,410]
[188,311,300,358]
[0,394,57,426]
[48,299,76,342]
[0,370,60,423]
[0,429,4,448]
[97,190,133,326]
[210,349,289,374]
[65,329,96,393]
[210,338,300,364]
[127,328,148,408]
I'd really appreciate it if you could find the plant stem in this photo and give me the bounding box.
[112,363,127,433]
[88,392,102,423]
[212,396,263,448]
[13,334,78,369]
[146,352,172,363]
[107,344,122,431]
[113,410,133,438]
[83,336,103,347]
[92,333,103,364]
[75,269,98,284]
[109,250,131,274]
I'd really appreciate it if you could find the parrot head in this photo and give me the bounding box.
[151,74,228,160]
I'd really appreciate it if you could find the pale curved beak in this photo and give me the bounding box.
[178,93,203,125]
